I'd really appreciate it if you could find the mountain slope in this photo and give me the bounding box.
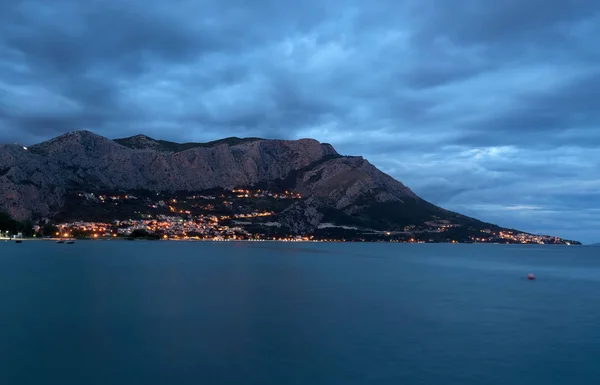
[271,155,491,234]
[0,130,579,244]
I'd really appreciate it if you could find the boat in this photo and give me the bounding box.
[528,273,536,280]
[66,240,75,244]
[15,240,23,244]
[56,240,65,244]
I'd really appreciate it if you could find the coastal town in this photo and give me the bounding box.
[13,188,572,244]
[40,188,318,242]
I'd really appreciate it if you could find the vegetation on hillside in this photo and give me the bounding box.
[114,136,263,153]
[0,212,34,236]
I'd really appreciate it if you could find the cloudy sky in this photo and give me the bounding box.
[1,0,599,242]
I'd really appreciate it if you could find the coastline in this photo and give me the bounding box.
[0,236,581,245]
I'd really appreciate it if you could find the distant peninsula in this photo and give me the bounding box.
[0,131,580,244]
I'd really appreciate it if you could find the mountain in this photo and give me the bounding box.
[0,130,579,244]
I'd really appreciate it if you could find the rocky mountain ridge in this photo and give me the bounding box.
[0,130,579,244]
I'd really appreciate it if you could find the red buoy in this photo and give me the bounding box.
[528,273,536,280]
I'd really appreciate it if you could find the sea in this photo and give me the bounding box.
[0,241,599,385]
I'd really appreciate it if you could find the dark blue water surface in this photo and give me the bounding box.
[1,241,599,385]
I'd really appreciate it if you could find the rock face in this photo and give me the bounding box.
[272,155,421,231]
[297,156,416,210]
[27,131,336,190]
[278,197,326,233]
[0,144,68,220]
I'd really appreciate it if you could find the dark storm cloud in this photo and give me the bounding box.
[0,0,599,241]
[455,70,600,147]
[413,0,595,42]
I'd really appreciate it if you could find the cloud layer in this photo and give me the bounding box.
[1,0,599,242]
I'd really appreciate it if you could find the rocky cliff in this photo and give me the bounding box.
[27,131,337,191]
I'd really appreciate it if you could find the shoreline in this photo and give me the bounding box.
[0,237,580,245]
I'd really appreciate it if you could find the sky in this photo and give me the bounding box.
[0,0,599,243]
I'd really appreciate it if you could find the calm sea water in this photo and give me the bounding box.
[1,241,599,385]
